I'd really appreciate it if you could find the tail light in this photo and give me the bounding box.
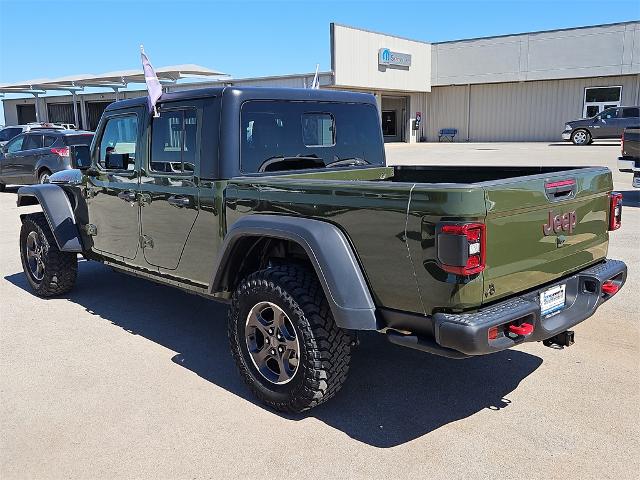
[437,223,486,276]
[51,147,69,157]
[609,192,622,231]
[601,280,620,295]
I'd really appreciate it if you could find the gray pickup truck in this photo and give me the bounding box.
[562,106,640,145]
[618,125,640,188]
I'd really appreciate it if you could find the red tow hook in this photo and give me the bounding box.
[601,280,620,295]
[508,323,534,336]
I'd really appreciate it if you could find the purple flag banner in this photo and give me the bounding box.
[140,46,162,116]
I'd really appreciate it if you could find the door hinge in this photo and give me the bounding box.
[140,235,154,249]
[84,224,98,236]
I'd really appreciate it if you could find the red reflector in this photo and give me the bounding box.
[609,192,622,231]
[51,147,69,157]
[508,323,534,336]
[601,280,619,295]
[488,326,499,340]
[545,179,575,189]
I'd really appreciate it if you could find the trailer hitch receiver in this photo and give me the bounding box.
[543,330,575,348]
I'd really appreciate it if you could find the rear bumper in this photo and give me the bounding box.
[618,156,639,173]
[386,259,627,358]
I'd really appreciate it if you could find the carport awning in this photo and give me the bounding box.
[0,64,227,93]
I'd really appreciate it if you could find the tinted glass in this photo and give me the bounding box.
[43,135,58,147]
[64,134,93,146]
[0,127,23,142]
[150,108,198,174]
[599,108,617,120]
[621,107,639,118]
[585,87,621,103]
[99,114,138,169]
[6,135,25,153]
[240,101,384,174]
[23,134,43,150]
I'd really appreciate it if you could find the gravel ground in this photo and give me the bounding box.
[1,141,638,479]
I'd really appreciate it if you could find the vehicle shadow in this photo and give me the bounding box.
[5,262,543,448]
[618,190,640,207]
[547,142,620,147]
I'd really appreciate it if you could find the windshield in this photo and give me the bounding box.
[240,100,384,173]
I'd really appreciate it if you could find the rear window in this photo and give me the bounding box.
[64,134,93,146]
[240,100,384,174]
[0,127,23,142]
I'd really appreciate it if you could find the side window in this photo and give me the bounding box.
[6,135,25,153]
[43,135,57,147]
[23,134,43,150]
[150,108,198,174]
[600,108,617,120]
[98,114,138,170]
[621,107,639,118]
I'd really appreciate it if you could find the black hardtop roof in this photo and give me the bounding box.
[105,87,378,112]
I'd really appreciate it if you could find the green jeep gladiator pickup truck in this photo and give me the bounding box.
[16,87,627,412]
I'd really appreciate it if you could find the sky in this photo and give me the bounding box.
[0,0,639,122]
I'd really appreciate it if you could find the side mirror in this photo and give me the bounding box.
[69,144,92,170]
[105,152,130,170]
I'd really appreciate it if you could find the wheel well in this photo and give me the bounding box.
[37,166,52,178]
[216,236,314,294]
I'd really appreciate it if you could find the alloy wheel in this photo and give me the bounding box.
[245,301,300,384]
[25,231,45,281]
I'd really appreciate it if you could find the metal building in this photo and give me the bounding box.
[2,21,639,142]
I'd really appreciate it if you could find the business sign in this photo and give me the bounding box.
[378,48,412,67]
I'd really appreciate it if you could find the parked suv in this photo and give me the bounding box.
[0,129,93,190]
[562,106,640,145]
[0,123,68,147]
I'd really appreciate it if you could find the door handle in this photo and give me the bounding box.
[117,190,137,202]
[167,195,190,208]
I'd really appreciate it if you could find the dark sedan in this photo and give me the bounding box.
[562,106,639,145]
[0,130,93,191]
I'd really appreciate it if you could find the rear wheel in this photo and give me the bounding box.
[571,129,591,145]
[228,264,352,412]
[20,212,77,297]
[39,169,52,184]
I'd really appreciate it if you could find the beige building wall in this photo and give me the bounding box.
[331,24,431,93]
[426,74,640,142]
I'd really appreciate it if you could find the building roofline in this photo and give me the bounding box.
[330,22,431,45]
[433,20,639,44]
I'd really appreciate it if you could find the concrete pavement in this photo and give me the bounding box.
[1,142,638,479]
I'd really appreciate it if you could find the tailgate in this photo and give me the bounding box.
[482,167,612,303]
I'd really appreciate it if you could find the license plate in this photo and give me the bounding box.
[540,284,566,316]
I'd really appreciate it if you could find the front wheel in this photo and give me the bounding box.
[20,212,77,297]
[571,129,591,145]
[228,265,352,412]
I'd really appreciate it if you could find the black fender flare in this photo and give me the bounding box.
[17,184,83,252]
[210,214,379,331]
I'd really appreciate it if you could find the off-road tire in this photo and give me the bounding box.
[571,129,591,145]
[20,212,77,297]
[228,265,352,412]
